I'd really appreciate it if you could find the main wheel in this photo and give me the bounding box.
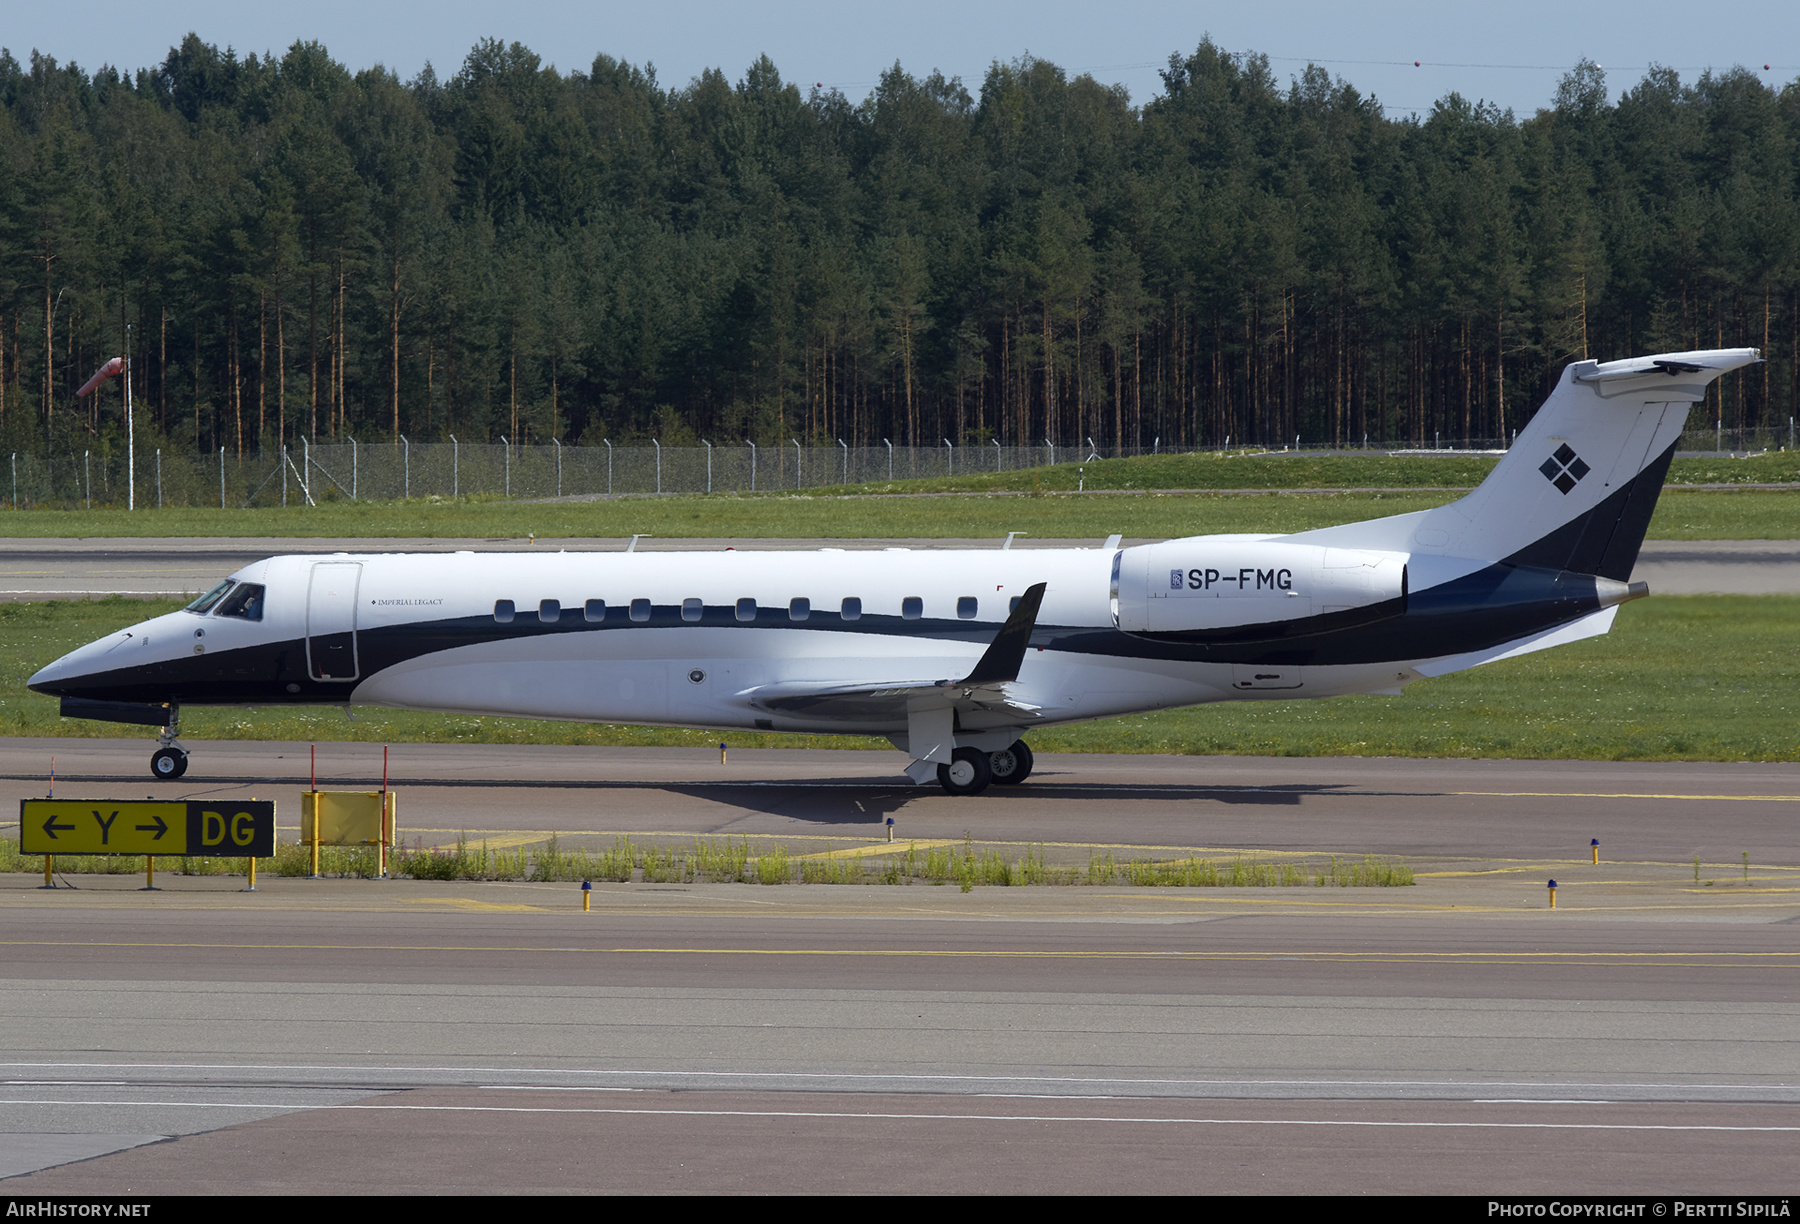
[937,747,992,796]
[151,748,187,781]
[989,740,1034,786]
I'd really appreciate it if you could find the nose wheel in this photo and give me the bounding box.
[151,704,188,780]
[151,747,189,780]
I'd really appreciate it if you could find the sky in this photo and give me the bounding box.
[6,1,1795,119]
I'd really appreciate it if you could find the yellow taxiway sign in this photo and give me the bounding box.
[19,800,275,857]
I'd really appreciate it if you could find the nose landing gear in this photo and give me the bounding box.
[152,746,189,779]
[151,705,189,780]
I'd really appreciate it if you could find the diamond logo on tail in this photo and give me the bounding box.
[1538,443,1590,495]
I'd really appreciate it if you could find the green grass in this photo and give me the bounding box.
[4,594,1795,761]
[0,485,1794,541]
[241,832,1414,889]
[0,450,1795,540]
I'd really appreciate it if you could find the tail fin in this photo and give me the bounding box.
[1291,348,1761,577]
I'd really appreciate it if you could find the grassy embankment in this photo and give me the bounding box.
[0,450,1795,539]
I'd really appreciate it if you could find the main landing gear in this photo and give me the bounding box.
[937,739,1034,796]
[151,706,189,780]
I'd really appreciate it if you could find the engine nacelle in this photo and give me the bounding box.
[1112,539,1408,638]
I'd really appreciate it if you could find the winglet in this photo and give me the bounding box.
[958,582,1046,686]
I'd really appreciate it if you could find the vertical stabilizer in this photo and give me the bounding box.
[1288,349,1760,576]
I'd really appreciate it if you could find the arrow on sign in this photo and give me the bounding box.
[40,813,75,839]
[134,813,168,839]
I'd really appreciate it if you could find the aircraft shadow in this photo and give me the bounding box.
[4,771,1346,831]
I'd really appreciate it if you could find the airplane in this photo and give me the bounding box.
[29,347,1759,794]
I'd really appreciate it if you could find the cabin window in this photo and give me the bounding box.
[584,599,606,623]
[902,596,923,620]
[539,599,561,624]
[682,598,703,622]
[215,584,265,621]
[957,596,978,619]
[789,597,810,621]
[841,597,861,621]
[185,580,234,614]
[494,600,516,624]
[629,599,651,622]
[736,598,757,622]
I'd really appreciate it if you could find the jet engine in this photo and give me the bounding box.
[1112,540,1408,638]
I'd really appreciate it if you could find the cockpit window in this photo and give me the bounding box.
[214,583,265,621]
[185,580,234,614]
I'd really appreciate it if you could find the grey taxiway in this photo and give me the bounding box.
[1,738,1795,1195]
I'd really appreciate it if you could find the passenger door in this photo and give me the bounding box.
[306,562,362,682]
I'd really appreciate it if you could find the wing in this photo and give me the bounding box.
[736,582,1049,730]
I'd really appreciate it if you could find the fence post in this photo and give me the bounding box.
[500,436,509,497]
[654,438,661,494]
[281,446,288,508]
[10,453,15,509]
[450,435,459,497]
[993,438,1000,472]
[1717,418,1722,453]
[747,439,757,491]
[84,451,90,509]
[402,435,410,499]
[791,438,801,489]
[157,449,163,509]
[1044,438,1054,467]
[351,437,358,499]
[839,438,847,485]
[944,437,953,476]
[219,447,225,508]
[125,329,135,511]
[554,437,562,496]
[604,438,612,494]
[884,438,892,481]
[703,439,712,493]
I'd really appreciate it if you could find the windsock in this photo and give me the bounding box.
[76,356,124,397]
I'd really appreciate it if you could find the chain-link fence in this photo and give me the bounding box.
[1676,424,1797,456]
[4,422,1792,509]
[2,440,1115,509]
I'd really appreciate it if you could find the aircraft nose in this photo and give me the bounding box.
[27,628,135,697]
[29,650,84,696]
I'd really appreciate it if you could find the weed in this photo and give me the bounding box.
[639,843,693,884]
